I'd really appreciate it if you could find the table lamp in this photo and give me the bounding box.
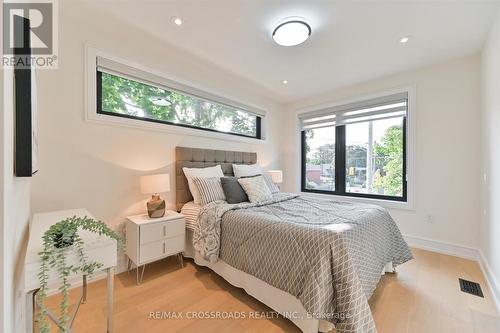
[140,173,170,218]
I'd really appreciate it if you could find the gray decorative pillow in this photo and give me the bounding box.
[263,174,280,194]
[237,175,273,203]
[192,177,226,205]
[221,177,248,204]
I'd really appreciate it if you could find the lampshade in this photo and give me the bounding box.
[140,173,170,194]
[267,170,283,184]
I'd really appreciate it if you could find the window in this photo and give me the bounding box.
[301,93,407,202]
[303,126,336,191]
[95,56,262,139]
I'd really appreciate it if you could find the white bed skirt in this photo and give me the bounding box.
[184,230,394,333]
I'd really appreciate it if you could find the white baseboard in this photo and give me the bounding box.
[478,251,500,314]
[403,234,479,260]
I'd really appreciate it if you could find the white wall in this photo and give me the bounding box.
[32,1,284,271]
[1,59,32,332]
[0,47,4,333]
[480,9,500,302]
[282,54,482,250]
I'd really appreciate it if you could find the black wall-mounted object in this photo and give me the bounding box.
[14,15,38,177]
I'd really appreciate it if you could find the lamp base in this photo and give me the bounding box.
[147,194,166,218]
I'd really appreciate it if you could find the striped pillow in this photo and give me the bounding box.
[263,174,280,193]
[192,177,226,205]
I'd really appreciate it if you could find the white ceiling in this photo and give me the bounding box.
[93,0,500,103]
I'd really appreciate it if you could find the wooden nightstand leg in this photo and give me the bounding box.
[177,253,184,268]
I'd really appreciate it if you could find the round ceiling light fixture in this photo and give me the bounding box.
[172,17,183,26]
[400,36,409,43]
[272,18,311,46]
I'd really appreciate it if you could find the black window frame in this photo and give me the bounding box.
[301,117,407,202]
[96,71,262,140]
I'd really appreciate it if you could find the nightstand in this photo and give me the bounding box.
[126,211,185,285]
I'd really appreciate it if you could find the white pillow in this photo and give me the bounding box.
[183,165,224,204]
[232,163,262,178]
[237,175,273,203]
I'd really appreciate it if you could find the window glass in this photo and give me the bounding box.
[303,126,335,191]
[98,71,260,138]
[345,117,404,197]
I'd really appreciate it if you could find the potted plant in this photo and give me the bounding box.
[37,216,123,333]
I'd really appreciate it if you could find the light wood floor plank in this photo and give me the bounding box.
[40,248,499,332]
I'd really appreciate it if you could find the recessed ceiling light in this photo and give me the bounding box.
[282,80,288,84]
[273,18,311,46]
[172,17,183,26]
[400,36,409,44]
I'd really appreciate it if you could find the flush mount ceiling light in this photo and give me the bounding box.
[272,18,311,46]
[282,80,288,84]
[171,17,183,26]
[400,36,409,43]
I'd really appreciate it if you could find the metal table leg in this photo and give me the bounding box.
[127,257,132,272]
[177,253,184,268]
[82,274,87,304]
[25,290,35,333]
[28,270,115,333]
[35,278,86,333]
[107,267,114,333]
[136,264,146,285]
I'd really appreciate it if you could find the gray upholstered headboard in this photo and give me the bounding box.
[175,147,257,211]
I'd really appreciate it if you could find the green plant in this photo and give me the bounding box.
[374,125,404,196]
[37,216,123,333]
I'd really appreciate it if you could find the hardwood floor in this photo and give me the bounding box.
[41,248,499,333]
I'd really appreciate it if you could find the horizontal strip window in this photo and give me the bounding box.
[301,93,408,202]
[96,57,263,139]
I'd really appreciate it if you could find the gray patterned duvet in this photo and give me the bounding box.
[193,193,413,333]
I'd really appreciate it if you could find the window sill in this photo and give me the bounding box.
[300,191,415,211]
[85,111,267,144]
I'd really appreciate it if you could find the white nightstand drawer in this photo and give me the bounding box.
[165,235,185,255]
[139,236,185,263]
[140,218,184,244]
[140,240,166,263]
[165,219,185,237]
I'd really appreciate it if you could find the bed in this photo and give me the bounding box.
[176,147,413,333]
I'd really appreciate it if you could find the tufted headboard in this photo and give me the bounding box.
[175,147,257,211]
